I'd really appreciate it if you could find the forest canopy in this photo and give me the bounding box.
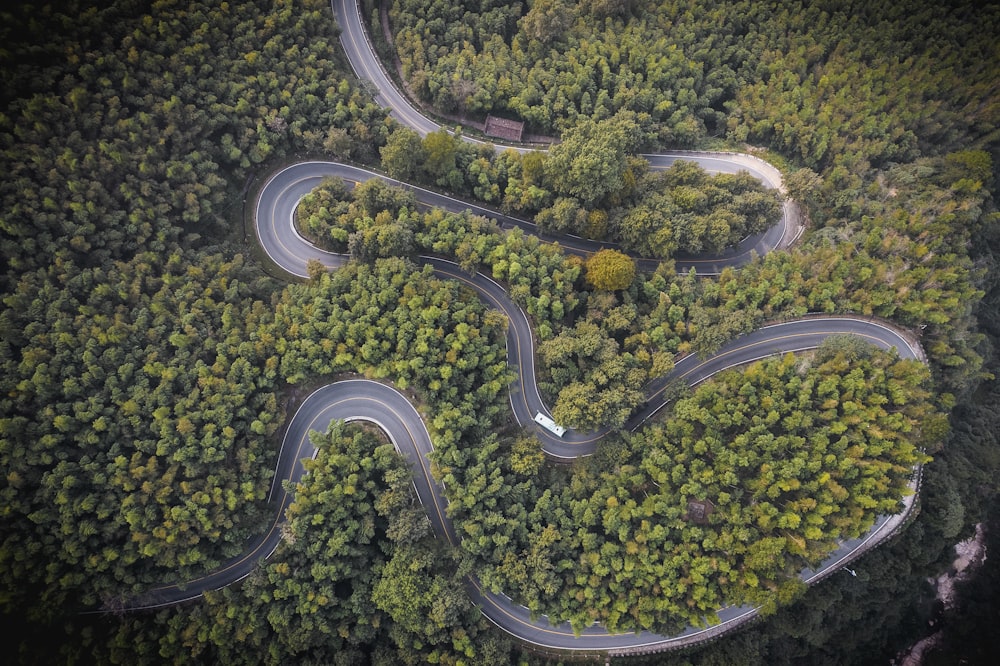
[1,0,998,663]
[387,0,998,168]
[451,344,937,634]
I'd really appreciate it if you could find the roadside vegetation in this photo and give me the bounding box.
[387,0,996,169]
[297,174,942,634]
[1,0,998,664]
[376,118,784,258]
[447,341,937,635]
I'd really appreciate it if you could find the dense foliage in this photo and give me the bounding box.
[90,423,512,665]
[449,344,937,635]
[0,1,506,663]
[373,120,782,257]
[297,154,991,429]
[295,176,677,430]
[274,258,513,448]
[614,160,781,258]
[1,252,279,615]
[541,111,643,208]
[0,0,388,280]
[2,0,998,663]
[297,176,584,328]
[387,0,998,165]
[619,203,1000,666]
[0,0,392,620]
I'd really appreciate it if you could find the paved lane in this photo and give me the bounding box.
[125,3,926,654]
[246,160,928,651]
[330,0,800,274]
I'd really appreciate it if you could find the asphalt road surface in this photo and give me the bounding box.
[125,1,927,654]
[256,177,926,649]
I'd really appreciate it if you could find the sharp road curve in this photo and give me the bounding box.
[127,1,926,655]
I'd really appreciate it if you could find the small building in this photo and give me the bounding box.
[685,498,715,525]
[484,115,525,143]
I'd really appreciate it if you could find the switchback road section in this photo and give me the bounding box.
[125,2,926,655]
[330,0,802,275]
[245,160,926,650]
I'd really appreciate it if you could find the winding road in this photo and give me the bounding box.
[331,0,800,275]
[126,0,926,656]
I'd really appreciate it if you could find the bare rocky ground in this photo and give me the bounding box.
[893,524,988,666]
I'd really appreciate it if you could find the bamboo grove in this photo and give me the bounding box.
[2,0,999,664]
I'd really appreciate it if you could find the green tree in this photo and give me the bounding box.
[543,111,644,207]
[422,128,463,189]
[381,126,427,181]
[519,0,575,45]
[585,249,635,291]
